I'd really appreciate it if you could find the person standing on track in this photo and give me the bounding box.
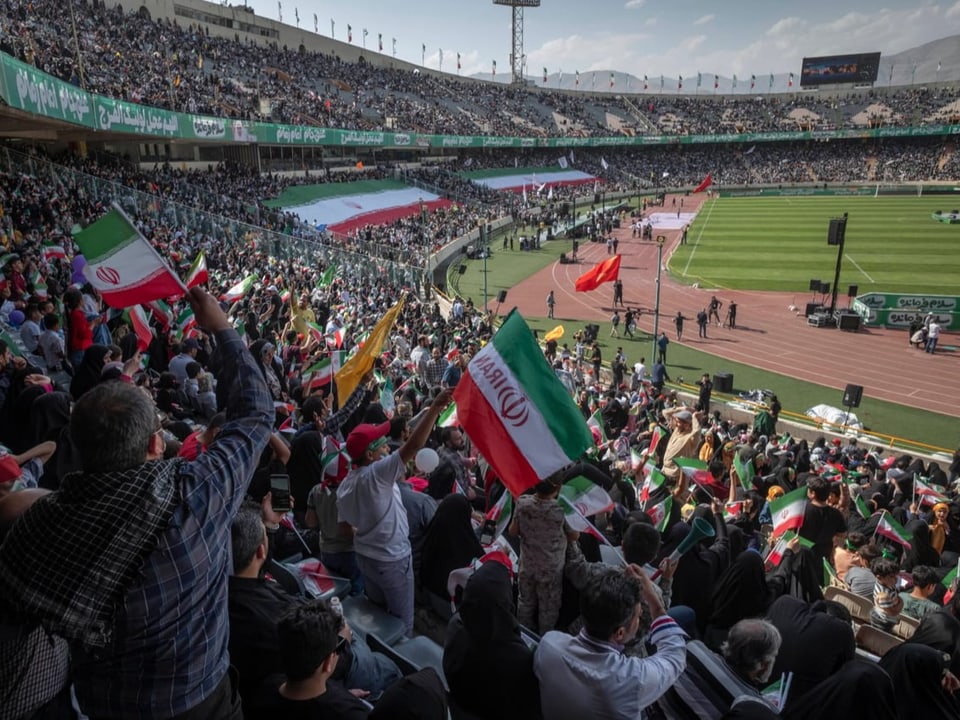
[674,312,685,341]
[708,296,723,326]
[726,301,737,330]
[546,290,555,319]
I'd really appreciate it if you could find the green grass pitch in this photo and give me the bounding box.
[670,195,960,296]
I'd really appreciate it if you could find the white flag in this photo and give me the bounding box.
[558,155,569,169]
[601,157,609,171]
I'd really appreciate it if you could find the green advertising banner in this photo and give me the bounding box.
[1,50,960,150]
[853,294,958,329]
[0,53,94,127]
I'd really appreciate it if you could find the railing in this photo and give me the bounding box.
[0,147,430,295]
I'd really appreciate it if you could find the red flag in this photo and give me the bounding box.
[574,255,622,292]
[693,174,713,193]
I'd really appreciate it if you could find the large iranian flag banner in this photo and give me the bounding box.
[454,310,593,497]
[73,205,186,308]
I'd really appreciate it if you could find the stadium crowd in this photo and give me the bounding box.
[0,127,958,719]
[1,0,960,139]
[0,2,960,714]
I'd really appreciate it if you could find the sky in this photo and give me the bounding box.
[244,0,960,79]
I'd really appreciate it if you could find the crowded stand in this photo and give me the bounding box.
[2,0,960,139]
[0,129,959,719]
[2,2,960,718]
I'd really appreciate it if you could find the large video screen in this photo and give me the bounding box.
[800,52,881,87]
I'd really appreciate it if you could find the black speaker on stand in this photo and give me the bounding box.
[495,289,508,315]
[841,383,863,430]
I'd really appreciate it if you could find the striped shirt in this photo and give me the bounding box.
[72,329,273,719]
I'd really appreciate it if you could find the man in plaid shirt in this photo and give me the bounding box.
[0,288,274,720]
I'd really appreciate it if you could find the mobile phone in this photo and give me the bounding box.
[479,519,497,546]
[270,475,291,513]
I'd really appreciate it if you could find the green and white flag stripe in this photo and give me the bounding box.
[73,205,186,308]
[453,309,593,497]
[438,401,459,427]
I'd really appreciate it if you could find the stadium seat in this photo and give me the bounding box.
[891,613,920,639]
[365,633,448,689]
[823,585,873,624]
[342,596,406,645]
[855,624,902,658]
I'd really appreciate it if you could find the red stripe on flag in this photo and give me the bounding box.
[454,372,540,498]
[97,269,186,309]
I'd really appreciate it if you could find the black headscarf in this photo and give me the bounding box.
[765,595,856,705]
[28,391,77,491]
[69,344,109,401]
[6,385,48,453]
[419,494,483,600]
[909,608,960,676]
[368,668,448,720]
[902,519,940,571]
[782,659,897,720]
[878,643,960,718]
[443,561,541,720]
[708,551,775,631]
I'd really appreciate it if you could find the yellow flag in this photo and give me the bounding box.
[544,325,564,342]
[335,296,405,400]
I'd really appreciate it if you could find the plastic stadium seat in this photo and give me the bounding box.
[823,585,873,624]
[393,636,448,689]
[342,596,406,645]
[855,624,902,658]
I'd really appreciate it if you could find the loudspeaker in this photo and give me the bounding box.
[837,313,862,331]
[496,290,508,303]
[809,279,821,291]
[842,384,863,408]
[559,253,567,264]
[458,265,467,275]
[805,302,822,317]
[713,372,733,393]
[827,217,846,246]
[847,285,858,298]
[820,282,830,295]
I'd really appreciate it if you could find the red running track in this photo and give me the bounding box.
[507,193,960,420]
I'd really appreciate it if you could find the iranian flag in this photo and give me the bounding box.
[146,299,173,329]
[732,449,754,491]
[674,457,713,490]
[453,310,593,497]
[914,477,948,505]
[942,562,959,589]
[559,476,614,541]
[327,327,345,349]
[768,487,807,538]
[73,206,187,308]
[176,307,196,336]
[438,402,459,428]
[221,275,256,303]
[127,305,154,351]
[876,512,913,549]
[693,173,713,193]
[646,495,673,532]
[304,321,326,345]
[764,533,792,570]
[484,491,514,546]
[823,558,842,588]
[640,466,667,506]
[645,425,665,459]
[723,501,745,523]
[853,492,872,520]
[43,244,67,262]
[305,356,334,388]
[586,409,607,442]
[185,251,208,288]
[320,436,350,481]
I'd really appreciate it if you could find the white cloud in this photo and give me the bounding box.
[682,35,707,52]
[645,16,658,27]
[693,14,715,26]
[947,0,960,19]
[766,17,805,37]
[624,0,647,8]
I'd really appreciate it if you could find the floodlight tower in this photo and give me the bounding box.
[493,0,540,84]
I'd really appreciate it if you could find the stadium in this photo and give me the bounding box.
[0,0,959,716]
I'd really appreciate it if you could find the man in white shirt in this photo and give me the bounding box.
[632,357,647,391]
[925,320,942,354]
[337,388,453,635]
[534,565,686,719]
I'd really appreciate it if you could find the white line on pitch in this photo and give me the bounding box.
[845,254,875,283]
[681,198,716,277]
